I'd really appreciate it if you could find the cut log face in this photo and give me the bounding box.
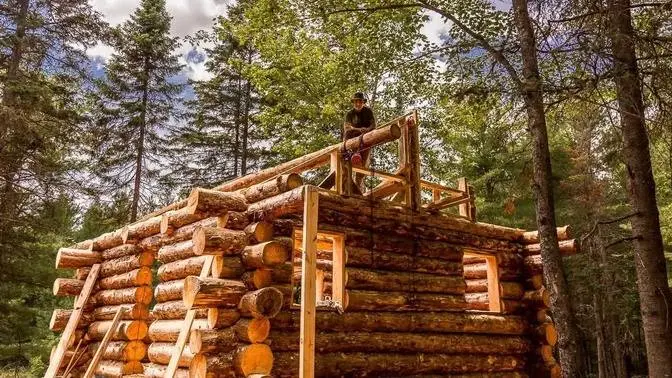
[192,227,248,256]
[98,267,152,290]
[183,276,247,309]
[55,248,101,269]
[245,221,275,244]
[241,241,289,268]
[242,269,273,289]
[238,287,284,318]
[189,343,274,377]
[523,288,551,308]
[207,308,241,329]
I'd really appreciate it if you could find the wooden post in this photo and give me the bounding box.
[300,186,319,378]
[83,307,124,378]
[45,264,101,378]
[165,255,214,377]
[458,178,471,219]
[485,255,502,312]
[407,111,421,210]
[330,151,342,195]
[330,234,346,309]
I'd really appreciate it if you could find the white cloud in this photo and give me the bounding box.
[86,41,115,63]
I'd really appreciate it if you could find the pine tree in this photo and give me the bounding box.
[170,10,262,190]
[90,0,183,221]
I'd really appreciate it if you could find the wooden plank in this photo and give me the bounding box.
[83,307,124,378]
[420,180,464,194]
[424,194,470,211]
[45,264,101,378]
[331,234,346,309]
[408,111,422,210]
[330,151,342,195]
[165,255,214,377]
[351,166,406,183]
[300,186,319,378]
[485,255,502,312]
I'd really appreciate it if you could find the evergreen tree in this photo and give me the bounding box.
[90,0,183,221]
[170,10,263,190]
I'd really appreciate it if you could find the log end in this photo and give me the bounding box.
[263,241,289,266]
[160,213,173,235]
[244,318,271,343]
[235,343,274,376]
[183,275,201,309]
[192,227,206,256]
[285,173,303,190]
[207,308,241,329]
[240,287,284,319]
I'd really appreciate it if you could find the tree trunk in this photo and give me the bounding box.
[511,0,585,374]
[606,0,672,374]
[131,59,150,222]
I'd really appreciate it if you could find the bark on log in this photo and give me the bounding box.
[74,267,91,280]
[346,268,465,294]
[272,352,525,377]
[245,188,305,222]
[464,293,523,313]
[137,217,218,253]
[93,360,143,377]
[270,311,527,335]
[93,304,150,321]
[53,278,84,296]
[102,244,143,260]
[151,300,209,320]
[147,319,209,342]
[142,362,189,378]
[347,246,463,275]
[464,263,520,281]
[186,188,247,215]
[158,240,196,263]
[523,239,579,256]
[148,342,195,367]
[212,255,245,279]
[242,269,273,289]
[183,276,247,309]
[244,222,274,244]
[98,267,152,290]
[190,318,270,353]
[523,288,551,308]
[207,308,241,329]
[94,286,153,306]
[158,255,211,282]
[55,248,101,269]
[155,279,185,302]
[50,309,94,331]
[192,227,248,255]
[521,225,571,244]
[161,208,207,235]
[233,318,270,343]
[523,255,544,275]
[122,216,162,243]
[100,252,154,278]
[87,320,148,341]
[223,211,249,230]
[241,241,289,268]
[240,173,303,203]
[87,340,147,361]
[238,287,284,318]
[189,344,274,378]
[92,230,125,251]
[526,274,544,290]
[269,330,529,354]
[346,290,466,312]
[533,322,558,346]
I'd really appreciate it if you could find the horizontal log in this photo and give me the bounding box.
[346,268,465,294]
[526,274,544,290]
[155,279,185,302]
[55,248,101,269]
[524,255,543,275]
[87,340,147,361]
[157,240,196,263]
[74,267,91,280]
[238,287,284,318]
[53,278,84,296]
[94,286,153,306]
[269,330,530,354]
[242,269,273,289]
[347,246,463,275]
[185,188,247,215]
[521,225,571,244]
[241,241,289,268]
[192,227,248,255]
[87,320,148,341]
[240,173,303,203]
[246,188,305,222]
[92,229,125,251]
[151,300,209,320]
[533,322,558,346]
[346,289,466,312]
[142,362,189,378]
[100,252,154,278]
[272,352,525,376]
[161,207,206,235]
[189,343,273,377]
[464,293,523,313]
[94,360,142,377]
[137,217,218,253]
[147,319,209,342]
[523,239,579,256]
[190,318,270,353]
[102,244,143,260]
[465,280,525,300]
[148,342,195,367]
[122,216,161,243]
[158,255,210,282]
[464,263,520,281]
[212,255,245,279]
[207,308,241,329]
[523,288,551,308]
[98,267,152,290]
[93,304,149,321]
[183,276,247,309]
[244,221,274,244]
[49,309,94,332]
[270,311,527,335]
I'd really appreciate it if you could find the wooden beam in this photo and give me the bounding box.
[485,255,502,312]
[330,151,342,195]
[45,264,101,378]
[407,111,422,210]
[420,180,464,194]
[83,307,124,378]
[299,186,319,378]
[351,166,406,183]
[331,234,346,309]
[424,195,470,211]
[457,178,471,218]
[165,255,214,377]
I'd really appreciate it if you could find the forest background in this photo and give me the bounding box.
[1,0,671,376]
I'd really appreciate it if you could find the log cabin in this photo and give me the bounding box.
[46,111,577,377]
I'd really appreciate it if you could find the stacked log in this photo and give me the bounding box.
[462,252,524,314]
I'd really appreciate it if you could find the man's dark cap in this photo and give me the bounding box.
[351,92,367,102]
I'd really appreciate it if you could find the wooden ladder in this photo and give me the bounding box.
[45,264,101,378]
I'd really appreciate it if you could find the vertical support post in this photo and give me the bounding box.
[300,186,319,378]
[407,111,422,210]
[330,151,342,195]
[331,234,346,309]
[458,178,470,219]
[468,185,477,221]
[485,255,502,312]
[432,188,441,203]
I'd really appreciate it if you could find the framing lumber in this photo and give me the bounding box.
[300,186,319,378]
